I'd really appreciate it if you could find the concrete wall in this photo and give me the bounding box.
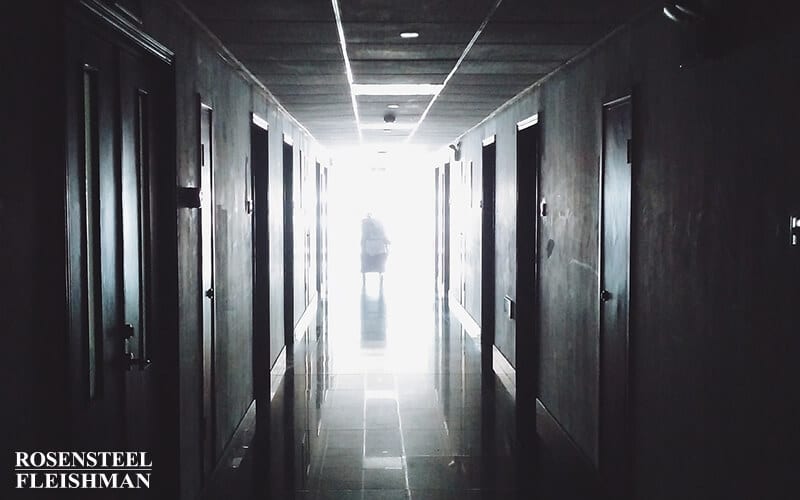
[454,6,800,498]
[4,2,323,498]
[142,3,324,497]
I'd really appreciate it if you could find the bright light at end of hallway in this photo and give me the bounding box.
[324,145,438,371]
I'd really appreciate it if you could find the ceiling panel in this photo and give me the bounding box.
[188,0,335,21]
[353,74,449,85]
[184,0,657,150]
[351,59,456,76]
[339,0,498,23]
[246,61,347,77]
[348,43,466,60]
[227,43,344,62]
[358,101,427,115]
[341,22,479,45]
[203,20,340,44]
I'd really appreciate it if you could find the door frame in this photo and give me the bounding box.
[443,163,451,299]
[282,136,295,344]
[434,166,441,296]
[514,114,541,455]
[315,161,323,296]
[598,94,633,498]
[64,4,180,494]
[481,136,497,371]
[250,113,270,407]
[198,97,216,479]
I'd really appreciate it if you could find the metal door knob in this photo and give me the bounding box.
[600,289,612,302]
[205,288,214,299]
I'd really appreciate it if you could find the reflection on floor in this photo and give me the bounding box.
[203,273,597,499]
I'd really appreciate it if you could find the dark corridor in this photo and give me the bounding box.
[4,2,800,500]
[202,267,594,500]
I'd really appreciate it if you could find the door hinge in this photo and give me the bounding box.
[626,138,632,164]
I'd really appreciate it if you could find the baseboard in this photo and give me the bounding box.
[448,290,481,339]
[493,345,516,399]
[293,292,318,341]
[536,398,597,478]
[269,345,287,401]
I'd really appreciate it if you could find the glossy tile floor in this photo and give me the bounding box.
[204,257,596,499]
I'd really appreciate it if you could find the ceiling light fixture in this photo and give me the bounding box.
[387,104,400,109]
[330,0,362,142]
[352,84,443,96]
[400,32,419,39]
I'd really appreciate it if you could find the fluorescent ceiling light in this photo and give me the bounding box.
[353,84,443,96]
[400,31,419,39]
[387,104,400,109]
[363,457,403,469]
[360,123,415,130]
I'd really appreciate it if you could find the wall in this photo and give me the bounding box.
[1,2,71,485]
[454,5,800,498]
[3,2,323,499]
[142,3,323,497]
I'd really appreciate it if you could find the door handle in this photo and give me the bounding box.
[205,287,214,299]
[600,289,612,302]
[120,323,149,371]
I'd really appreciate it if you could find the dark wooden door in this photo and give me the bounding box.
[119,45,162,467]
[65,16,170,464]
[434,167,441,295]
[599,96,632,498]
[515,119,541,458]
[66,24,125,449]
[199,102,216,478]
[481,141,497,368]
[283,140,295,343]
[251,119,270,405]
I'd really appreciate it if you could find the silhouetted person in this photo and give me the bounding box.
[360,213,390,281]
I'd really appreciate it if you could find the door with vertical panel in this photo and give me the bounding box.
[119,45,163,467]
[66,17,169,455]
[481,139,496,365]
[434,167,441,295]
[199,101,216,478]
[315,162,323,296]
[66,24,125,449]
[515,117,541,457]
[251,116,270,407]
[283,139,295,343]
[599,95,632,498]
[443,163,451,298]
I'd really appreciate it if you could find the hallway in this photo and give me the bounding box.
[5,2,800,499]
[204,262,591,499]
